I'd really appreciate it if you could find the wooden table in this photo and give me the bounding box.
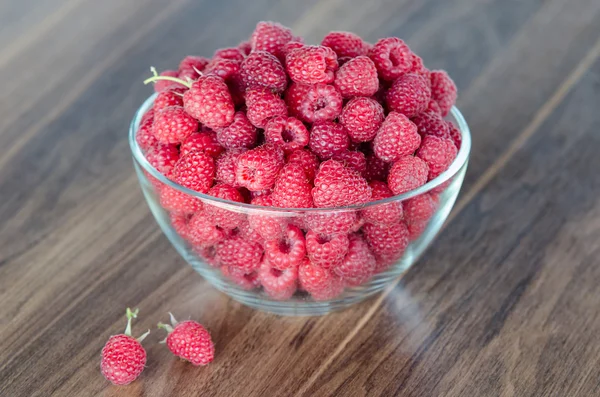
[1,0,600,396]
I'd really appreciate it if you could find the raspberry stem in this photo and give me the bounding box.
[124,307,139,336]
[143,66,193,89]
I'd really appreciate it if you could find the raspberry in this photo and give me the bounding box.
[259,259,298,300]
[312,160,371,208]
[416,135,458,179]
[264,224,306,270]
[195,245,219,267]
[212,47,245,62]
[403,193,439,240]
[286,149,319,182]
[298,258,344,301]
[331,150,367,176]
[205,57,241,81]
[363,221,409,267]
[426,99,442,114]
[271,162,314,208]
[387,155,429,195]
[249,189,273,199]
[205,184,246,229]
[282,41,305,59]
[236,220,265,244]
[145,144,179,177]
[215,111,258,150]
[288,83,343,123]
[286,45,338,85]
[217,232,263,271]
[159,184,202,214]
[385,73,431,118]
[180,130,224,158]
[101,308,148,385]
[305,230,349,269]
[154,70,183,92]
[373,112,421,162]
[154,89,185,112]
[339,97,384,142]
[140,108,154,125]
[158,314,214,366]
[369,37,414,81]
[409,54,431,80]
[309,121,349,160]
[248,195,285,240]
[235,144,284,191]
[304,211,357,235]
[178,55,209,75]
[183,75,235,129]
[187,212,225,247]
[447,121,462,150]
[321,31,367,58]
[364,153,390,182]
[264,116,309,153]
[221,266,261,290]
[136,118,159,154]
[245,87,288,128]
[333,234,376,286]
[172,150,215,193]
[153,106,198,144]
[240,51,287,93]
[215,149,245,185]
[361,181,403,225]
[412,110,450,139]
[333,56,378,98]
[430,70,457,116]
[238,40,252,56]
[170,212,191,240]
[251,21,294,60]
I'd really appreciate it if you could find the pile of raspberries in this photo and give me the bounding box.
[137,21,459,301]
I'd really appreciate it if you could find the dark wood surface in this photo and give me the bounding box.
[1,1,600,396]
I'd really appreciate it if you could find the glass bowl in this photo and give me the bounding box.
[129,94,471,316]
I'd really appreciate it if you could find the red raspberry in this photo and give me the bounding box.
[409,54,431,80]
[221,266,261,290]
[245,87,288,128]
[361,181,403,225]
[159,185,202,214]
[264,224,306,270]
[430,70,457,116]
[170,212,191,240]
[205,184,246,230]
[287,83,343,123]
[304,211,357,235]
[248,195,285,240]
[158,314,214,366]
[204,56,242,82]
[101,308,148,385]
[136,118,158,153]
[178,55,209,75]
[153,106,198,144]
[373,112,421,162]
[217,232,263,271]
[154,70,183,92]
[259,259,298,300]
[447,121,462,150]
[286,45,338,85]
[321,31,367,58]
[238,40,252,56]
[187,212,225,248]
[236,220,265,245]
[212,47,245,63]
[309,121,349,160]
[251,21,293,60]
[333,56,378,98]
[385,73,431,118]
[286,149,319,182]
[145,144,179,177]
[363,221,409,267]
[306,230,349,269]
[426,99,442,114]
[364,153,390,182]
[298,258,344,301]
[416,135,458,179]
[240,51,287,93]
[282,41,305,59]
[312,160,371,207]
[264,116,309,153]
[180,130,224,158]
[249,189,273,199]
[387,155,429,195]
[331,150,367,176]
[403,193,439,240]
[154,89,185,112]
[235,144,284,191]
[271,162,314,208]
[333,234,376,286]
[140,108,154,125]
[195,245,219,267]
[215,149,245,185]
[339,97,384,142]
[215,111,258,150]
[172,150,215,193]
[183,75,235,129]
[412,110,450,139]
[369,37,414,81]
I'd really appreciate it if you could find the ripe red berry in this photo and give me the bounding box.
[212,47,245,63]
[171,212,191,240]
[309,121,349,160]
[363,221,409,268]
[333,234,376,286]
[264,224,306,270]
[387,155,429,195]
[145,144,179,177]
[235,144,285,191]
[183,75,235,129]
[136,115,158,152]
[286,45,338,85]
[154,70,183,92]
[373,112,421,162]
[251,21,294,60]
[369,37,414,81]
[430,70,457,116]
[362,180,403,225]
[172,150,215,193]
[178,55,209,76]
[180,130,224,158]
[248,195,285,240]
[385,73,431,118]
[447,121,462,150]
[205,184,246,230]
[364,153,390,182]
[238,40,252,56]
[259,259,298,300]
[153,106,198,144]
[339,97,384,142]
[158,313,214,366]
[304,211,357,235]
[271,162,314,208]
[298,258,344,301]
[412,110,450,139]
[403,193,439,240]
[215,149,245,186]
[286,148,319,182]
[154,89,185,112]
[331,150,367,176]
[221,265,261,290]
[215,111,258,150]
[264,116,309,153]
[306,230,349,269]
[333,56,378,98]
[321,31,368,58]
[101,308,149,386]
[245,87,288,128]
[217,232,264,271]
[159,184,203,214]
[187,212,226,247]
[240,51,287,93]
[312,160,371,208]
[416,135,458,179]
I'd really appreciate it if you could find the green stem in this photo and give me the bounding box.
[143,66,192,88]
[157,322,174,333]
[124,307,139,336]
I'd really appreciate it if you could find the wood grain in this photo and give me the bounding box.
[0,0,599,396]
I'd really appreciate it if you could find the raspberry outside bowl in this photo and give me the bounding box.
[129,94,471,316]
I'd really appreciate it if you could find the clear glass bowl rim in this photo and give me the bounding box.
[129,94,471,213]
